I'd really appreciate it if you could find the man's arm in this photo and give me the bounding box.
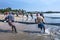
[5,16,8,21]
[42,18,46,24]
[35,19,39,24]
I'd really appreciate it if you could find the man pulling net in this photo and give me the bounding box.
[5,12,17,33]
[35,14,45,33]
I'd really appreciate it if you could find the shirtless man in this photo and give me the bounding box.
[35,15,45,33]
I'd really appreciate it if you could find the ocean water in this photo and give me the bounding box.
[44,13,60,23]
[24,13,60,23]
[43,13,60,40]
[30,13,60,40]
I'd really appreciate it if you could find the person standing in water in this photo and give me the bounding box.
[5,12,17,33]
[35,14,45,33]
[30,13,33,19]
[26,14,28,21]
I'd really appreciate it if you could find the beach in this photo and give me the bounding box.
[0,14,60,40]
[0,22,52,40]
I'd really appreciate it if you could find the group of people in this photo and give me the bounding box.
[26,13,33,21]
[4,12,45,33]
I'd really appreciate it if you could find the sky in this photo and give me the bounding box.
[0,0,60,11]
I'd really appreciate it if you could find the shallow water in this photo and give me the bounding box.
[44,13,60,23]
[1,13,60,40]
[20,13,60,23]
[22,13,60,40]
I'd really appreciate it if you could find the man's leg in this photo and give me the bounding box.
[41,23,45,33]
[40,27,43,33]
[11,22,17,33]
[12,25,17,33]
[43,26,45,33]
[8,22,14,32]
[12,26,14,32]
[38,24,42,33]
[8,22,17,33]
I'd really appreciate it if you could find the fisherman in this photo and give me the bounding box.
[5,12,17,33]
[35,14,45,33]
[30,13,33,19]
[26,14,28,21]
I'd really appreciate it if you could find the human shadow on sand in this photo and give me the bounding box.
[0,29,12,33]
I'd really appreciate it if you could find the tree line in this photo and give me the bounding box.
[0,7,27,14]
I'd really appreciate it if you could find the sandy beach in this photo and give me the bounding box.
[0,14,59,40]
[0,22,52,40]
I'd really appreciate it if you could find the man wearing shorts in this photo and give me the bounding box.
[35,15,45,33]
[5,12,17,33]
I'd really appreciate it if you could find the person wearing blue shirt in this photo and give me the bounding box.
[5,12,17,33]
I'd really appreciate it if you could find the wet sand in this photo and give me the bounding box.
[0,22,52,40]
[0,14,60,40]
[0,32,51,40]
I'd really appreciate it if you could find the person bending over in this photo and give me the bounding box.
[5,12,17,33]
